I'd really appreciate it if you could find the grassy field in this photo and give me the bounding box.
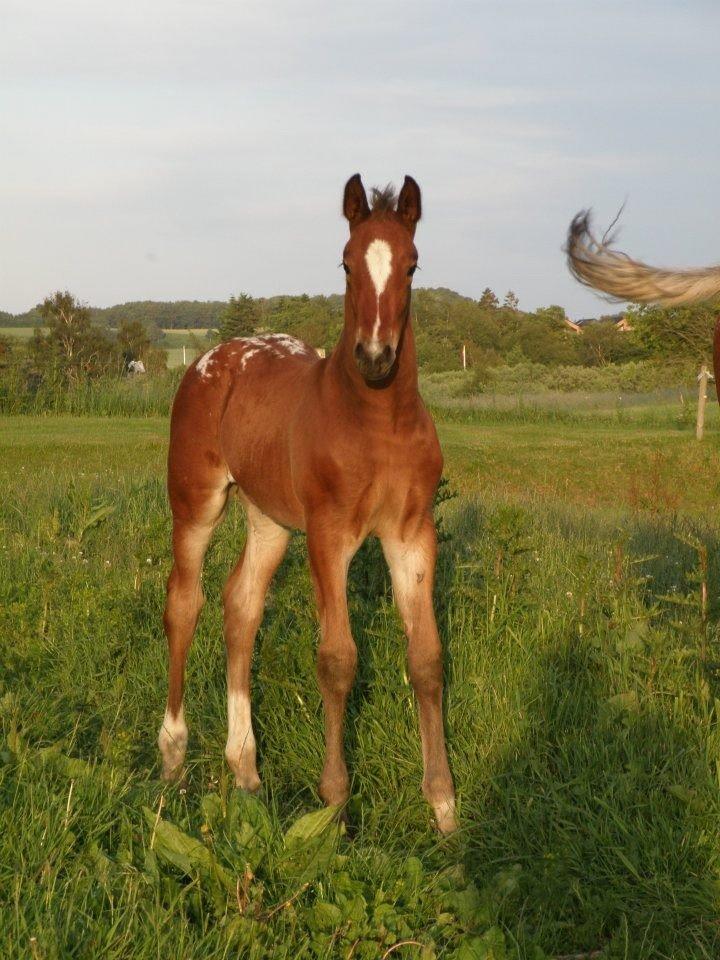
[0,326,206,369]
[2,411,720,958]
[0,325,44,339]
[160,329,209,368]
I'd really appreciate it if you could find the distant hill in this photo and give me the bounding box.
[0,307,43,327]
[8,291,699,372]
[0,300,227,329]
[91,300,228,329]
[0,288,485,330]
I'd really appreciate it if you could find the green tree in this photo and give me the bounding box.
[32,291,116,383]
[577,321,643,367]
[513,306,578,366]
[503,290,519,310]
[627,304,715,362]
[479,287,499,310]
[117,319,151,362]
[219,293,259,341]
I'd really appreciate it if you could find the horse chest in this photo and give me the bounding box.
[324,433,440,533]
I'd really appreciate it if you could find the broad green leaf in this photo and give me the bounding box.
[451,926,507,959]
[86,841,113,883]
[617,620,649,653]
[305,901,343,933]
[493,863,522,897]
[284,805,340,845]
[605,690,639,713]
[201,792,223,828]
[144,807,213,874]
[226,790,274,842]
[223,791,275,870]
[36,744,96,779]
[342,894,368,925]
[442,883,486,929]
[277,805,342,882]
[77,503,117,542]
[142,807,234,893]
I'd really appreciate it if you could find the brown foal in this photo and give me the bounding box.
[158,173,457,833]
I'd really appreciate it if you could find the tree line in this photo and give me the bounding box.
[1,286,716,396]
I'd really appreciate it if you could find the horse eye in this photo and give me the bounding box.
[342,262,350,275]
[407,265,417,277]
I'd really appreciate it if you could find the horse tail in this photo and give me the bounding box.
[566,210,720,307]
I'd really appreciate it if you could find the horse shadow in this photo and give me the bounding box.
[442,499,720,958]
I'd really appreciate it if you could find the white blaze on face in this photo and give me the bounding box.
[364,239,393,343]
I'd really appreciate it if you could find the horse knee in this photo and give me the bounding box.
[317,642,357,696]
[223,580,263,634]
[408,648,443,698]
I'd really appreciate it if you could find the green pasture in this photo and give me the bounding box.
[0,325,44,339]
[0,327,205,369]
[2,411,720,958]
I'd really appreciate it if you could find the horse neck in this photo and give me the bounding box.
[328,313,421,420]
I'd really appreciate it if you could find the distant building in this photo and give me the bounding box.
[563,315,632,333]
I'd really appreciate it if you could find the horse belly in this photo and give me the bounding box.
[219,373,307,530]
[229,443,304,529]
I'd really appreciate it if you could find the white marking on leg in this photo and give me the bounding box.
[433,796,458,835]
[158,705,188,778]
[365,239,392,341]
[383,539,431,632]
[225,688,258,789]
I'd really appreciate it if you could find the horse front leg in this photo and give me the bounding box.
[307,522,359,808]
[382,515,457,834]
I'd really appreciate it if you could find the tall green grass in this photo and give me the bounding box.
[2,420,720,957]
[1,363,713,432]
[0,369,182,416]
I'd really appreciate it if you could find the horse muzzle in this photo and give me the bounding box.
[353,340,396,382]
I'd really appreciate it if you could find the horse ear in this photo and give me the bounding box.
[343,174,370,228]
[397,175,422,235]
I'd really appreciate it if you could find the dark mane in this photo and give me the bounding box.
[370,184,397,213]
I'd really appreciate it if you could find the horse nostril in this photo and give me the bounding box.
[381,345,393,363]
[354,343,365,362]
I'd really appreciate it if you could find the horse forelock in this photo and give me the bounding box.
[369,184,397,214]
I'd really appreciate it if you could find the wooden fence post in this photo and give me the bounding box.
[696,364,715,440]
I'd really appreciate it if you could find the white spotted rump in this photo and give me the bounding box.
[364,239,393,342]
[196,344,222,377]
[196,334,317,380]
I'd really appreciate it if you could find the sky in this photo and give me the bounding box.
[2,0,719,318]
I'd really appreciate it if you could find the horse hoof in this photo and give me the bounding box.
[433,798,458,835]
[234,773,262,794]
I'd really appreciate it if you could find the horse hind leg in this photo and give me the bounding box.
[158,483,229,780]
[223,502,289,790]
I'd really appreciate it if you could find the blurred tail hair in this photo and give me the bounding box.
[566,211,720,307]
